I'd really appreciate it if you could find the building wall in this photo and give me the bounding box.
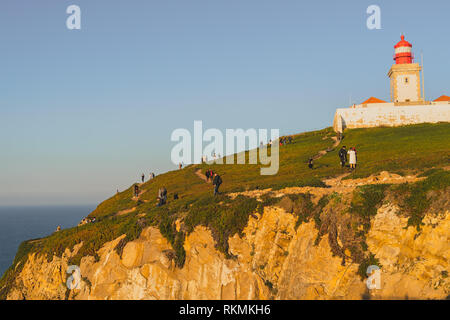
[388,63,422,103]
[395,73,420,102]
[333,104,450,132]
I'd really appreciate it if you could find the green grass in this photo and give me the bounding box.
[350,184,390,230]
[390,169,450,230]
[1,123,449,298]
[322,123,450,179]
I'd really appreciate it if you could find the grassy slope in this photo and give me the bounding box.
[1,123,449,298]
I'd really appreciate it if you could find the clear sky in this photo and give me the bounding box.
[1,0,449,206]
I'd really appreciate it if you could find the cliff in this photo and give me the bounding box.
[4,171,450,300]
[1,124,449,300]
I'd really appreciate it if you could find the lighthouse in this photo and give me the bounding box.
[388,35,423,104]
[333,35,450,133]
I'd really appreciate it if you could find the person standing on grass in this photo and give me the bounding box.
[308,158,314,169]
[141,173,145,183]
[157,186,167,206]
[212,173,222,196]
[339,146,347,167]
[348,147,357,169]
[134,184,139,197]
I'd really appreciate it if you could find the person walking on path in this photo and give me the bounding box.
[134,184,140,198]
[141,173,145,183]
[348,147,357,169]
[212,173,222,196]
[308,158,314,169]
[339,146,347,168]
[205,169,211,182]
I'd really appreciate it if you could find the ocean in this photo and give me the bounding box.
[0,205,95,277]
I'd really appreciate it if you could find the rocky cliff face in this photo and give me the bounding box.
[6,201,449,300]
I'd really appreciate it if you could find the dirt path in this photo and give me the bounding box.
[116,207,137,216]
[131,187,148,201]
[229,171,425,203]
[312,136,341,161]
[195,169,210,183]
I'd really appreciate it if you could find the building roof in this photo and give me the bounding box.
[434,95,450,102]
[361,97,387,104]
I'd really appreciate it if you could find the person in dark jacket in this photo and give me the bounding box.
[157,187,167,206]
[338,146,347,167]
[212,173,222,196]
[205,169,210,182]
[308,158,314,169]
[134,184,140,197]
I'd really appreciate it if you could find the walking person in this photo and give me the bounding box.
[348,147,357,169]
[141,173,145,183]
[205,169,210,182]
[212,173,222,196]
[134,184,140,198]
[308,158,314,169]
[339,146,347,168]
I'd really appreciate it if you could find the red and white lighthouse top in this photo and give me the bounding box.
[394,35,413,64]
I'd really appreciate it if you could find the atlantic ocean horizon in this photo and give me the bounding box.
[0,205,94,277]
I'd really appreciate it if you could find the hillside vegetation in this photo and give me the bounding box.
[1,122,449,299]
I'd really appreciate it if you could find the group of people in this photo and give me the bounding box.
[140,172,156,183]
[205,169,215,182]
[279,136,293,146]
[201,153,221,163]
[339,146,357,169]
[78,216,96,227]
[205,169,222,195]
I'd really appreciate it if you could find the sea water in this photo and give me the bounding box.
[0,205,94,277]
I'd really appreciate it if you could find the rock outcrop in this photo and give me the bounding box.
[6,203,449,300]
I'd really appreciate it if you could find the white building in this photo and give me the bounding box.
[333,35,450,133]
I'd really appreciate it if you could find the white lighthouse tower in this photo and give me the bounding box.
[387,35,423,104]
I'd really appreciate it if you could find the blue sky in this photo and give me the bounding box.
[1,0,449,205]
